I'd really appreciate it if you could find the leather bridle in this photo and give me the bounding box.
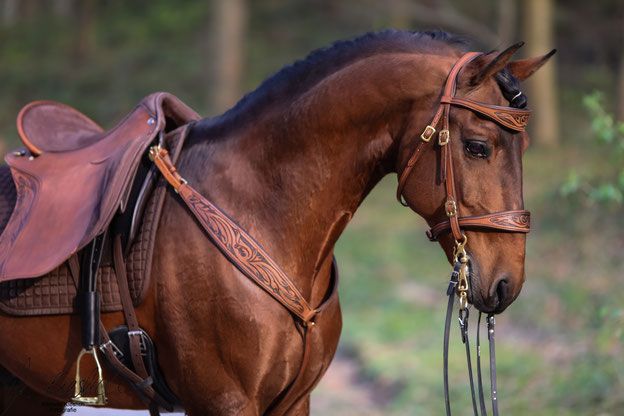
[396,52,533,415]
[396,52,531,242]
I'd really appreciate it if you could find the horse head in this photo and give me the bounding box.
[397,45,555,313]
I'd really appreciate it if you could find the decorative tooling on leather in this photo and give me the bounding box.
[447,97,530,131]
[488,211,530,228]
[181,187,314,320]
[493,111,530,129]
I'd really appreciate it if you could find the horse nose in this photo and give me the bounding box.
[491,275,513,312]
[496,278,509,302]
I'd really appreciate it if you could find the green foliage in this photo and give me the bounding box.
[560,91,624,205]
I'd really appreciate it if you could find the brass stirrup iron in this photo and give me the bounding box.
[72,347,107,406]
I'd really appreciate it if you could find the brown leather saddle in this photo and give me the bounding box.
[0,92,199,281]
[0,93,199,316]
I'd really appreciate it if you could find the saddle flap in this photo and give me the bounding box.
[17,101,104,155]
[0,92,200,281]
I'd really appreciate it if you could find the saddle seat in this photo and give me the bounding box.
[17,101,104,155]
[0,92,200,281]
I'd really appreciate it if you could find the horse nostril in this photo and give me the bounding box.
[496,278,510,305]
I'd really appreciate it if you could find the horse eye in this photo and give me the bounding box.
[464,140,490,159]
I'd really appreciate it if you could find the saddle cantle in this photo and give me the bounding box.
[17,101,104,155]
[0,92,200,282]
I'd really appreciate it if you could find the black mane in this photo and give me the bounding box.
[224,30,468,117]
[193,30,468,135]
[192,29,524,137]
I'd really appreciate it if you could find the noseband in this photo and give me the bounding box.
[396,52,533,415]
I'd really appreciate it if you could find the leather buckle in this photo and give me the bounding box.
[445,199,457,217]
[420,125,436,142]
[438,129,450,146]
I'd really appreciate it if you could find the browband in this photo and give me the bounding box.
[440,97,530,132]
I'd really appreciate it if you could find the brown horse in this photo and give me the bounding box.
[0,30,552,415]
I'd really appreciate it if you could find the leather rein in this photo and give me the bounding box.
[396,51,532,416]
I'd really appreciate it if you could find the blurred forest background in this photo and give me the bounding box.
[1,1,623,415]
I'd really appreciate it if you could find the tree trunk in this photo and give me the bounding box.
[498,0,517,46]
[1,0,18,27]
[211,0,248,113]
[524,0,559,146]
[405,2,498,47]
[388,0,410,29]
[617,21,624,122]
[52,0,72,18]
[73,0,95,66]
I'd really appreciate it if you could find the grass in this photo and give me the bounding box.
[331,145,624,415]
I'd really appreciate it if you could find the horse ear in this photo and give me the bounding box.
[507,49,557,81]
[463,42,525,87]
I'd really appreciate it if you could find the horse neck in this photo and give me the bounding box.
[181,53,444,297]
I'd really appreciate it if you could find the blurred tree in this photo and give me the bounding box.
[524,0,559,146]
[211,0,248,113]
[619,53,624,121]
[52,0,72,18]
[73,0,95,66]
[405,0,498,47]
[618,15,624,121]
[388,0,410,29]
[0,0,18,27]
[497,0,517,46]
